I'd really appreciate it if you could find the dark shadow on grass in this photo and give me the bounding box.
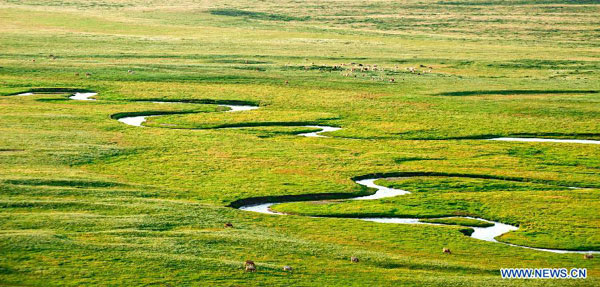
[132,98,259,106]
[435,90,598,97]
[227,190,373,209]
[4,88,94,96]
[35,98,71,102]
[110,110,197,120]
[3,178,124,188]
[206,121,328,129]
[230,171,591,209]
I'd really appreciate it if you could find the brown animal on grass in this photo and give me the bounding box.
[244,260,256,272]
[283,266,293,271]
[351,256,359,263]
[224,223,233,228]
[584,254,594,259]
[443,248,451,254]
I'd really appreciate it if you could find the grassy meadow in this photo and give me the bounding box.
[1,0,599,286]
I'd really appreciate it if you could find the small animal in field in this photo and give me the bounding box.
[224,223,233,228]
[285,80,289,85]
[85,72,91,77]
[128,70,135,74]
[443,248,451,254]
[389,78,395,82]
[584,254,594,259]
[350,256,359,263]
[74,72,79,76]
[244,260,256,272]
[283,265,293,271]
[32,59,36,62]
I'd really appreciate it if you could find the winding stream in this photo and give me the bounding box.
[13,90,600,254]
[116,101,341,137]
[239,177,598,254]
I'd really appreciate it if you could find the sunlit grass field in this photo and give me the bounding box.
[1,0,599,286]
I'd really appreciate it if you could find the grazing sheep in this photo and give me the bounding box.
[283,266,293,271]
[351,256,359,263]
[584,254,594,259]
[224,223,233,228]
[443,248,451,254]
[245,260,256,272]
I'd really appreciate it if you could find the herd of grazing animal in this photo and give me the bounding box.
[243,247,596,273]
[296,61,435,83]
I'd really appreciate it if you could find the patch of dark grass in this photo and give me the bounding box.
[65,147,139,167]
[210,59,270,64]
[208,121,327,130]
[227,190,372,209]
[394,157,445,164]
[132,99,259,106]
[438,0,600,6]
[109,110,197,120]
[35,98,70,102]
[0,149,25,152]
[3,179,123,188]
[209,9,310,22]
[435,90,598,97]
[458,228,474,236]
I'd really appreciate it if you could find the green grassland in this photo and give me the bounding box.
[0,0,599,286]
